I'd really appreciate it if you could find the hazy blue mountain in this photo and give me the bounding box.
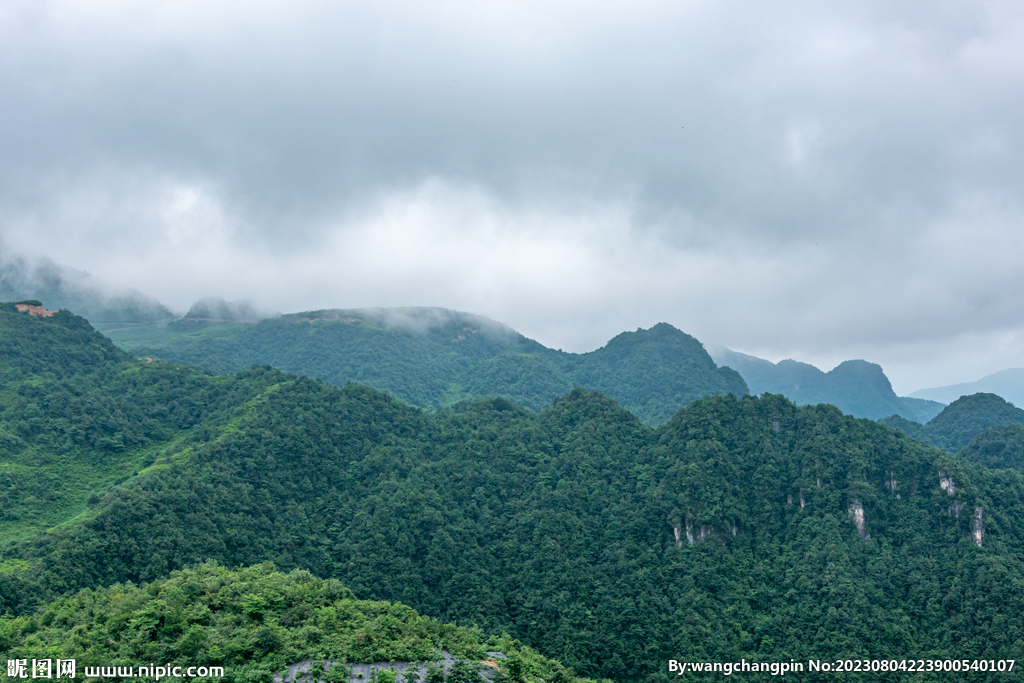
[911,368,1024,408]
[896,396,947,423]
[0,256,173,323]
[710,347,944,421]
[879,392,1024,452]
[101,308,747,425]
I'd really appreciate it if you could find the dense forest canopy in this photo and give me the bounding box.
[0,563,577,683]
[880,393,1024,453]
[4,304,1024,681]
[958,424,1024,473]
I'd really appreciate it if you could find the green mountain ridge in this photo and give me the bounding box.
[4,305,1024,681]
[879,393,1024,453]
[100,308,747,425]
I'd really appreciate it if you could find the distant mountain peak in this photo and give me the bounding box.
[911,368,1024,408]
[710,348,941,421]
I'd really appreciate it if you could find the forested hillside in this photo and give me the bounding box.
[711,348,945,422]
[0,563,577,683]
[0,302,279,545]
[880,393,1024,453]
[3,304,1024,681]
[101,308,746,425]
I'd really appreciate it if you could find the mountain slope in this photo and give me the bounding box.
[959,424,1024,473]
[0,303,281,545]
[102,308,746,425]
[710,348,943,421]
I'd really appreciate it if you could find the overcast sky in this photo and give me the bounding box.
[2,0,1022,393]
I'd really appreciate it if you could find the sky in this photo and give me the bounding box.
[1,0,1022,394]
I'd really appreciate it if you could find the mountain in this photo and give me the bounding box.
[0,563,576,683]
[0,256,173,323]
[710,348,945,421]
[879,393,1024,452]
[912,368,1024,408]
[101,309,747,425]
[3,305,1024,680]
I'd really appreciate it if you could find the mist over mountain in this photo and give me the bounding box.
[0,255,173,323]
[104,310,746,425]
[912,368,1024,409]
[710,348,945,422]
[181,296,278,322]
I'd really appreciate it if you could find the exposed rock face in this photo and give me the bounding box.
[973,506,984,547]
[939,470,957,495]
[936,470,986,547]
[848,498,866,536]
[885,470,897,493]
[684,520,711,545]
[272,651,505,683]
[15,303,57,317]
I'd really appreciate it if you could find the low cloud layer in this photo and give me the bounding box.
[2,0,1023,394]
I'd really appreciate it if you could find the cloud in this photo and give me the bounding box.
[2,0,1023,393]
